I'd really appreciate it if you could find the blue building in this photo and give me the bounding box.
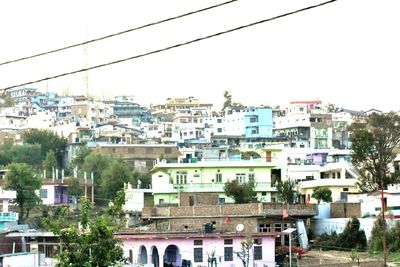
[244,107,273,139]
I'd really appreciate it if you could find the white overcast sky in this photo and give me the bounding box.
[0,0,399,111]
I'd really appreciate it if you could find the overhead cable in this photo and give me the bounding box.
[0,0,337,92]
[0,0,239,66]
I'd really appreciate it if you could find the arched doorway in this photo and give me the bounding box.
[151,246,160,267]
[138,245,148,265]
[163,245,181,267]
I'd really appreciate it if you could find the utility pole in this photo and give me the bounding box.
[380,171,387,267]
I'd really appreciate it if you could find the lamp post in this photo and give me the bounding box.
[282,228,297,267]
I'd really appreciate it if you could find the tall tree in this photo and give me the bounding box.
[350,112,400,192]
[224,180,257,204]
[45,198,125,267]
[100,158,132,200]
[222,90,232,111]
[276,178,298,204]
[10,144,43,169]
[4,163,42,222]
[22,129,68,168]
[81,153,110,188]
[71,145,92,171]
[311,187,332,204]
[43,150,58,178]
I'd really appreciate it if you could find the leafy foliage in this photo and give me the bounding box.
[100,158,132,200]
[224,180,257,204]
[313,217,366,251]
[241,151,261,160]
[350,112,400,191]
[311,187,332,204]
[81,153,110,187]
[369,218,400,253]
[0,144,42,169]
[276,178,298,204]
[22,129,68,168]
[43,150,58,177]
[4,163,42,222]
[44,197,126,267]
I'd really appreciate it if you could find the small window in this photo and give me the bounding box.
[259,223,271,232]
[224,239,233,245]
[224,247,233,261]
[254,238,262,245]
[194,240,203,246]
[40,189,48,198]
[215,173,222,183]
[343,188,349,192]
[194,247,203,262]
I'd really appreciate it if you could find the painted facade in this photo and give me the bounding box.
[117,232,276,267]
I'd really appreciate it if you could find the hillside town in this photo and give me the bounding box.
[0,88,399,266]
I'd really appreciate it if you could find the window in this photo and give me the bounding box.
[274,223,282,232]
[159,199,164,204]
[217,118,222,123]
[217,128,222,133]
[224,239,233,245]
[224,247,233,261]
[343,188,349,192]
[250,117,258,123]
[176,171,187,184]
[194,247,203,262]
[194,240,203,246]
[259,223,271,232]
[254,246,262,260]
[40,189,48,198]
[236,173,246,183]
[248,173,255,182]
[216,173,222,183]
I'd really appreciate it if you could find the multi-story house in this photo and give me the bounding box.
[105,97,151,126]
[274,101,333,149]
[150,96,213,115]
[330,108,367,149]
[71,101,108,124]
[0,107,26,130]
[150,159,283,205]
[92,144,181,173]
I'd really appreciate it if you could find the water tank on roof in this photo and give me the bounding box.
[204,223,214,233]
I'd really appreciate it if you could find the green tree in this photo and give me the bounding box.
[0,95,15,107]
[276,178,298,204]
[4,163,42,222]
[350,112,400,192]
[311,187,332,204]
[336,217,367,250]
[81,153,110,188]
[45,198,125,267]
[43,150,58,177]
[224,180,257,204]
[222,90,233,111]
[22,129,68,168]
[100,158,132,200]
[66,178,83,198]
[71,145,92,170]
[10,144,43,169]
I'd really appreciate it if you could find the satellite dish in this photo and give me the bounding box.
[236,224,244,232]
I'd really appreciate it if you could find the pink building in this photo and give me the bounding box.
[116,232,276,267]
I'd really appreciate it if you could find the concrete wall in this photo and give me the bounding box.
[330,203,361,218]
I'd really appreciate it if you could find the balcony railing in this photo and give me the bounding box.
[0,211,19,221]
[172,182,277,192]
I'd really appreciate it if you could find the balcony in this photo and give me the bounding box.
[300,178,357,189]
[0,211,18,221]
[172,182,276,192]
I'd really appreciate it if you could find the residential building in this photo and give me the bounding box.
[150,96,213,115]
[0,189,18,230]
[118,201,316,267]
[150,159,283,205]
[91,144,181,173]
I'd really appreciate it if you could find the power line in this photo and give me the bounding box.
[0,0,337,93]
[0,0,239,67]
